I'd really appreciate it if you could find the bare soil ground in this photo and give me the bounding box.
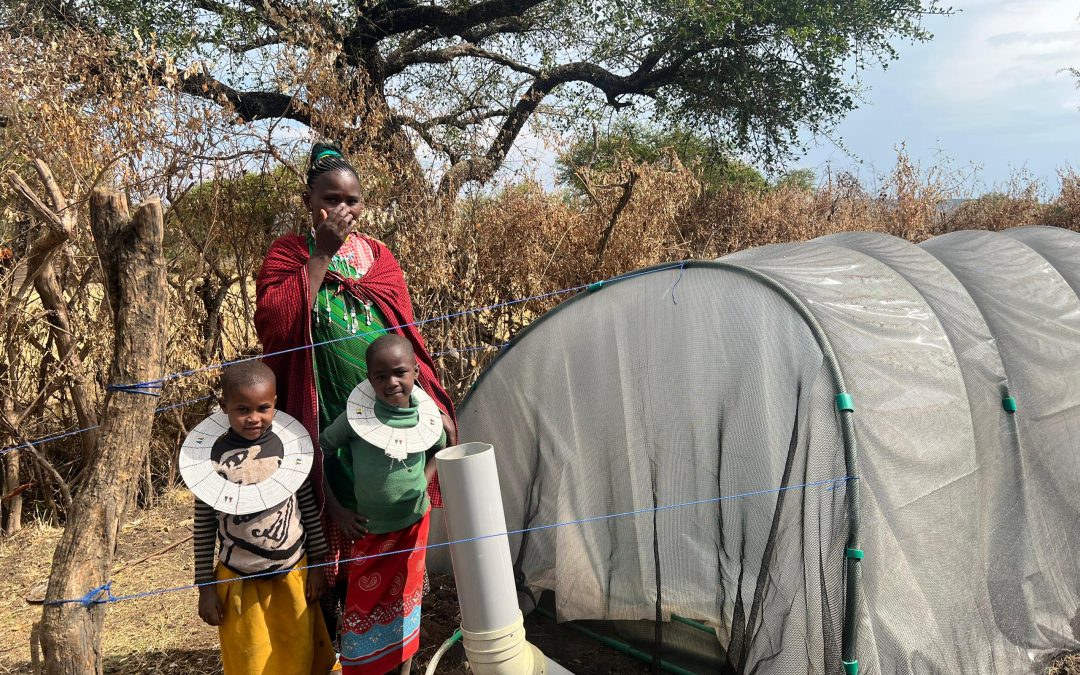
[0,490,644,675]
[0,491,1074,674]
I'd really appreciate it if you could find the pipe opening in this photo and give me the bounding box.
[436,441,494,462]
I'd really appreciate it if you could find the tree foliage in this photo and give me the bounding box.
[3,0,946,198]
[557,122,770,193]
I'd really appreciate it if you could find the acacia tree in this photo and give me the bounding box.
[6,0,945,200]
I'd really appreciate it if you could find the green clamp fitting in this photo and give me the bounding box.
[845,547,864,560]
[835,393,854,413]
[587,280,605,292]
[842,659,859,675]
[1002,397,1017,413]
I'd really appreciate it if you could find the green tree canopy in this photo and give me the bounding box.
[557,123,769,193]
[5,0,945,199]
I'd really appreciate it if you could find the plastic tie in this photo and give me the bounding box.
[107,383,164,397]
[668,262,686,305]
[587,280,605,292]
[842,659,859,675]
[835,393,854,413]
[1002,397,1017,413]
[845,547,864,560]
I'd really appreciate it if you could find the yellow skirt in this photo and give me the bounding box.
[215,557,339,675]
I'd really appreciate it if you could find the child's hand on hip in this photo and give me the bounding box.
[329,501,369,540]
[198,586,223,626]
[306,567,327,603]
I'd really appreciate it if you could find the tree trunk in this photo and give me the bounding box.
[342,55,432,214]
[39,190,166,675]
[195,274,230,361]
[35,260,98,455]
[2,448,21,534]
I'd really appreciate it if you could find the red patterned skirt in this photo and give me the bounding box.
[339,513,429,674]
[324,482,440,589]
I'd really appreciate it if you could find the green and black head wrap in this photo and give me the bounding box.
[306,142,358,187]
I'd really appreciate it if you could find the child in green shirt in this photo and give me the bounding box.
[320,335,445,675]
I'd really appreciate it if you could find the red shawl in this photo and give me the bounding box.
[255,234,455,505]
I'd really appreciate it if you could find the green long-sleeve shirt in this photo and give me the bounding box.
[320,394,445,534]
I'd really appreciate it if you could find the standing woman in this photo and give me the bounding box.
[254,143,456,648]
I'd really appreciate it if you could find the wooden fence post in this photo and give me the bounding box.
[38,189,166,675]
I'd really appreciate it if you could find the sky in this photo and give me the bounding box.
[797,0,1080,194]
[493,0,1080,195]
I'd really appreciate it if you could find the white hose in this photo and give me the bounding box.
[424,629,463,675]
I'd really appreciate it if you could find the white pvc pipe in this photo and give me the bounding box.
[436,442,575,675]
[435,442,520,632]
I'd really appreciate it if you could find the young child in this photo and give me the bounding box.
[320,335,446,675]
[193,360,338,675]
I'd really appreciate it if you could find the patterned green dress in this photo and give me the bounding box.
[308,234,388,509]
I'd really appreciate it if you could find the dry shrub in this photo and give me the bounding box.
[4,115,1080,526]
[944,172,1046,234]
[1046,168,1080,231]
[392,153,699,400]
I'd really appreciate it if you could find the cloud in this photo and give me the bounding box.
[985,30,1080,47]
[932,1,1080,101]
[799,1,1080,189]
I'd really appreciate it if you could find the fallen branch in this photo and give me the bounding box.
[112,533,193,574]
[2,481,33,502]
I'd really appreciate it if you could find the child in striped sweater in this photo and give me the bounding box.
[193,361,338,675]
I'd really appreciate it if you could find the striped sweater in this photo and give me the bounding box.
[194,480,327,584]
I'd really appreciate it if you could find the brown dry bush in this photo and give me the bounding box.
[393,153,700,401]
[4,67,1080,530]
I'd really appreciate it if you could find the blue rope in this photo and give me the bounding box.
[46,475,854,606]
[106,383,164,397]
[0,394,216,456]
[432,343,510,358]
[117,263,688,389]
[71,581,115,608]
[4,265,688,455]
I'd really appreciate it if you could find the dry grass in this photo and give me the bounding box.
[1049,653,1080,675]
[0,488,219,674]
[2,151,1080,672]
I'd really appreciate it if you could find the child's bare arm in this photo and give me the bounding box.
[320,415,370,539]
[305,567,327,603]
[322,473,369,539]
[198,586,224,626]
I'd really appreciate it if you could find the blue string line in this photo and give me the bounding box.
[0,394,216,456]
[74,581,116,608]
[46,475,854,606]
[122,263,689,389]
[4,265,687,455]
[107,383,164,397]
[155,394,215,413]
[432,343,510,358]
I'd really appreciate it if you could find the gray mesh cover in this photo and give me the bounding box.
[450,226,1080,674]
